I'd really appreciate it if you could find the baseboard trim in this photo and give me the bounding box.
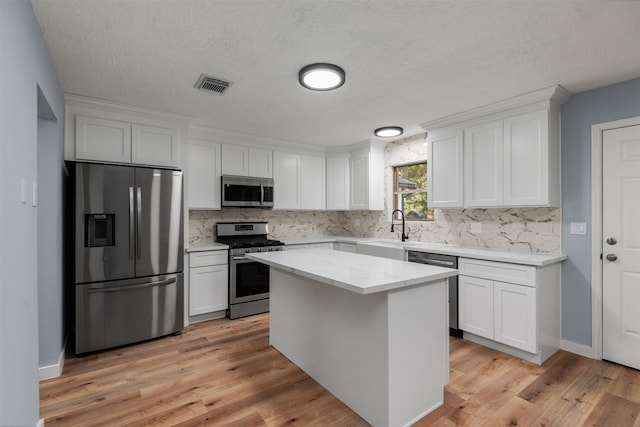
[560,339,597,359]
[39,333,68,381]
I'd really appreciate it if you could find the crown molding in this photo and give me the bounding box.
[420,85,571,131]
[65,93,193,125]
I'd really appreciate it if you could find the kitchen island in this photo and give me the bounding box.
[247,248,458,427]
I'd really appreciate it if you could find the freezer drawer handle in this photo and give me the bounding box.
[87,278,177,293]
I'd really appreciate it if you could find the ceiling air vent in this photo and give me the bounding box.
[194,74,232,95]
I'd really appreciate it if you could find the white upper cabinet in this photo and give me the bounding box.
[503,109,556,206]
[326,155,350,210]
[221,144,248,175]
[300,155,326,209]
[273,151,301,209]
[248,148,273,178]
[75,115,132,164]
[464,121,503,207]
[350,143,384,210]
[67,95,187,168]
[422,85,569,209]
[273,152,327,210]
[427,129,464,208]
[221,145,273,178]
[131,124,180,168]
[187,138,221,210]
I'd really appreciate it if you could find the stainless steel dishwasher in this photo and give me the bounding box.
[407,251,462,337]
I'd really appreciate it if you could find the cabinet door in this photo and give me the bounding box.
[273,151,300,209]
[464,121,503,207]
[300,155,326,209]
[427,129,464,208]
[503,110,548,206]
[349,150,369,209]
[188,139,221,210]
[326,156,350,210]
[459,275,494,339]
[75,115,132,163]
[189,264,228,315]
[248,148,273,178]
[221,145,249,176]
[493,281,536,353]
[131,124,180,167]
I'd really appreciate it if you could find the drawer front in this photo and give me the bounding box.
[459,257,536,287]
[189,250,228,267]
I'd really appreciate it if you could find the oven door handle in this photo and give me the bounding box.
[232,256,248,261]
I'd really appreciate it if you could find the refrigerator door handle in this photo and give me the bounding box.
[87,277,177,293]
[129,187,135,260]
[136,187,142,260]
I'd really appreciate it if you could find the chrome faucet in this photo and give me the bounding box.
[390,209,409,242]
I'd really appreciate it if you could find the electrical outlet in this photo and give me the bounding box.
[470,222,482,234]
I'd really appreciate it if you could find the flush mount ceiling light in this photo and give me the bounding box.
[299,63,345,91]
[374,126,404,138]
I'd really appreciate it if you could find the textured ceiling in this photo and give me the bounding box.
[32,0,640,147]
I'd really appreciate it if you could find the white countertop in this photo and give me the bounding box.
[362,241,566,266]
[247,248,458,295]
[186,242,229,252]
[283,236,566,266]
[188,236,566,266]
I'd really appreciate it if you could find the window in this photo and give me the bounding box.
[393,161,434,221]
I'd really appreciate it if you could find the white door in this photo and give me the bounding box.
[602,124,640,370]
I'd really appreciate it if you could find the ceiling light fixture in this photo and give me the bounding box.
[374,126,404,138]
[299,63,345,91]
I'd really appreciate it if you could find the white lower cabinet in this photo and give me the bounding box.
[458,257,559,364]
[188,251,228,316]
[458,275,494,339]
[493,281,536,353]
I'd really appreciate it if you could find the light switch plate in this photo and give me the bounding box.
[570,222,587,235]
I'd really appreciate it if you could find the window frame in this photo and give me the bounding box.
[392,160,434,221]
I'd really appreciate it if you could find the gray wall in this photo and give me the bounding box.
[0,1,64,425]
[561,77,640,346]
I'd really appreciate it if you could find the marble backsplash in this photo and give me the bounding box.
[189,206,561,254]
[189,209,346,245]
[189,133,561,254]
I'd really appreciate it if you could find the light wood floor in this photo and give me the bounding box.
[40,314,640,426]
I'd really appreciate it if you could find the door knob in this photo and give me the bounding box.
[606,253,618,262]
[606,237,617,245]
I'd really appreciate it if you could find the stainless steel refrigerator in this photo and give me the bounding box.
[72,162,184,354]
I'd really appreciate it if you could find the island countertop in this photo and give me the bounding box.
[246,248,458,295]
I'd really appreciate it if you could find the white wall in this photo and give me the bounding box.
[0,1,64,425]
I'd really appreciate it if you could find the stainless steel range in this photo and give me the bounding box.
[215,222,284,319]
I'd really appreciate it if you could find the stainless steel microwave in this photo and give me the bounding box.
[221,175,274,208]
